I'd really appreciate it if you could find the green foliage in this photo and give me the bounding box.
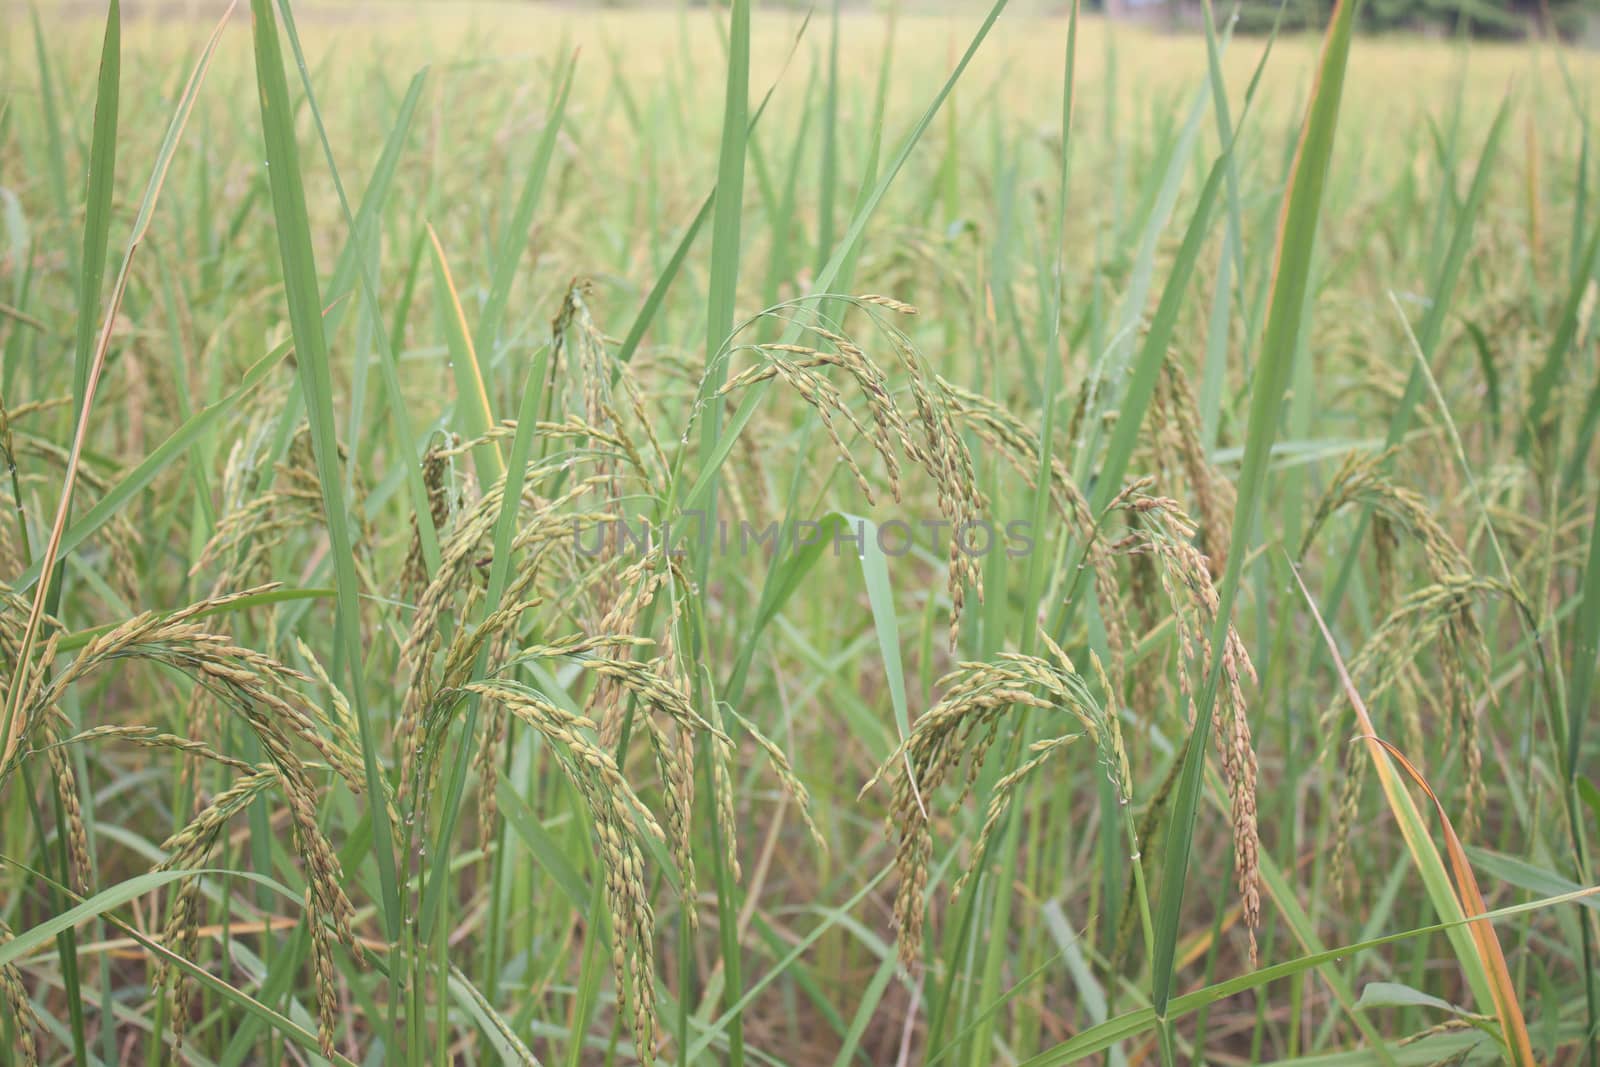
[1235,0,1597,38]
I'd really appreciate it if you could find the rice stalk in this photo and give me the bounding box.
[1323,576,1507,884]
[1120,490,1261,963]
[940,378,1133,695]
[863,636,1122,968]
[718,295,984,648]
[0,914,39,1067]
[1305,452,1497,837]
[414,677,664,1060]
[1150,354,1236,579]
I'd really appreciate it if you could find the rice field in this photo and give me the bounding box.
[2,0,1600,1063]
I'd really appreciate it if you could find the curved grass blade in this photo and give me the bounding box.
[0,865,291,969]
[1018,879,1599,1067]
[0,859,359,1066]
[1366,737,1536,1065]
[447,965,541,1066]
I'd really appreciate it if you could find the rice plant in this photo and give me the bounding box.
[1,0,1599,1063]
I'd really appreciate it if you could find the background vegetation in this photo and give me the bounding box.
[1221,0,1597,45]
[2,1,1599,1063]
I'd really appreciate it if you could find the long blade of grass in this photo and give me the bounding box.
[816,0,840,272]
[1090,160,1223,512]
[27,9,72,241]
[0,860,361,1066]
[0,865,291,969]
[446,964,541,1066]
[846,513,922,815]
[68,0,118,423]
[695,0,752,530]
[248,0,403,961]
[38,10,120,1058]
[1021,0,1079,645]
[609,11,808,382]
[693,0,753,1058]
[427,223,505,486]
[1367,737,1536,1065]
[1073,75,1215,479]
[267,9,440,578]
[1149,0,1362,1024]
